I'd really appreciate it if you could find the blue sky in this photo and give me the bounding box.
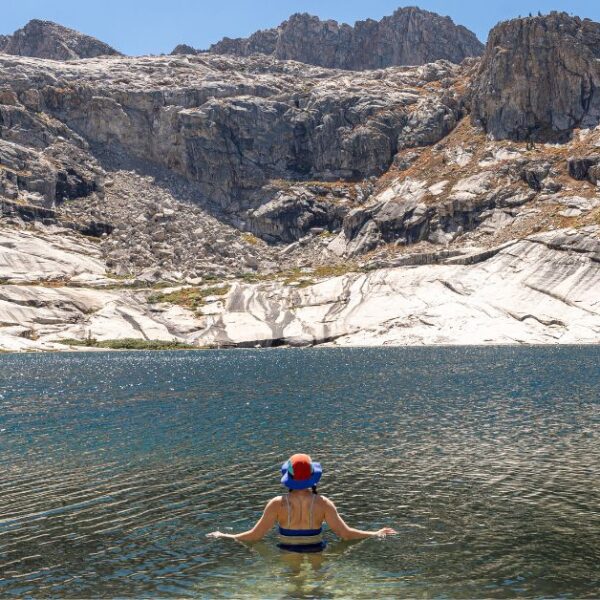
[3,0,600,56]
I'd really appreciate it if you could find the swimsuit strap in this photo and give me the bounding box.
[309,493,316,529]
[285,493,291,528]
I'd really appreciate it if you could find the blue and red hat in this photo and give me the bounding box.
[281,453,322,490]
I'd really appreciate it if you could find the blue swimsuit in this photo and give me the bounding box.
[278,493,327,553]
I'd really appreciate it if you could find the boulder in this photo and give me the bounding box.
[248,193,345,242]
[520,162,550,191]
[567,156,600,183]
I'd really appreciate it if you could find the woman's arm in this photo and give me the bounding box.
[322,496,397,540]
[206,497,280,542]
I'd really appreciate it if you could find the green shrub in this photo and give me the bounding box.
[57,338,198,350]
[147,285,230,310]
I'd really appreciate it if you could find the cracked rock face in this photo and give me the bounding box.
[0,52,462,226]
[204,9,484,69]
[0,20,121,61]
[471,12,600,142]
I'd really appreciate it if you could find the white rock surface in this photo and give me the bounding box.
[1,225,599,351]
[194,230,600,347]
[0,227,106,283]
[0,226,201,350]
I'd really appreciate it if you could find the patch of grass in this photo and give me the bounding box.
[241,232,261,245]
[281,267,307,286]
[294,278,316,289]
[236,271,279,284]
[57,338,198,350]
[147,285,230,311]
[100,280,171,291]
[237,272,262,283]
[236,263,361,289]
[312,263,361,278]
[319,230,336,238]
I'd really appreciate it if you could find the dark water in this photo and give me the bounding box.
[0,347,599,599]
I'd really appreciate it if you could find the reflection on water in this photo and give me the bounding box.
[0,347,599,598]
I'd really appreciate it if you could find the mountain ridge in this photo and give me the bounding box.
[0,19,121,60]
[0,11,599,351]
[175,7,484,69]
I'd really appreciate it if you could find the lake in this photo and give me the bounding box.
[0,347,599,598]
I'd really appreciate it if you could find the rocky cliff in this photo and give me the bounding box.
[1,12,600,351]
[195,8,484,69]
[471,12,600,142]
[0,20,121,60]
[0,52,463,244]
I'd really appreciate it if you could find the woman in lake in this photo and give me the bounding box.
[207,453,397,551]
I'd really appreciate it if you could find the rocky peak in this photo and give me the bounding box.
[184,7,484,69]
[171,43,199,56]
[0,19,121,60]
[471,12,600,142]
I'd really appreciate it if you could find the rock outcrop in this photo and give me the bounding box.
[0,227,198,352]
[471,12,600,141]
[0,52,462,235]
[193,228,600,347]
[199,8,484,69]
[0,20,121,60]
[1,225,598,351]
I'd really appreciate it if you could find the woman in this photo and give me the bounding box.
[207,453,397,551]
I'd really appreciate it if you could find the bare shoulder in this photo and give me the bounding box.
[266,495,284,509]
[317,495,336,509]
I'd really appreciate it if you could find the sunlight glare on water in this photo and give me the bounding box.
[0,347,599,598]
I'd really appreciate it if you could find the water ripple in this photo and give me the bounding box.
[0,347,599,598]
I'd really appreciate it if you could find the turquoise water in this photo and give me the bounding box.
[0,347,599,598]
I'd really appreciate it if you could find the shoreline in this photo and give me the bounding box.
[2,341,600,357]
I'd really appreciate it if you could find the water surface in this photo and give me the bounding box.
[1,347,599,598]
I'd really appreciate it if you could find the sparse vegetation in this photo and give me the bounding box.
[292,278,316,289]
[319,230,336,238]
[57,338,198,350]
[147,285,230,310]
[313,263,361,278]
[241,232,262,245]
[234,262,361,288]
[105,272,134,281]
[237,272,263,283]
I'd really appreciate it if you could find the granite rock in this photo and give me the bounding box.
[193,229,600,347]
[0,20,121,61]
[0,53,461,222]
[471,12,600,141]
[205,8,483,69]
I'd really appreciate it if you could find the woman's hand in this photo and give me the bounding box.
[375,527,398,537]
[206,531,233,539]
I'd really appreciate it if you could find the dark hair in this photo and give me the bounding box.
[287,486,318,494]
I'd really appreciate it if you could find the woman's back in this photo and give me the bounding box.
[277,491,326,552]
[277,491,325,530]
[207,453,397,547]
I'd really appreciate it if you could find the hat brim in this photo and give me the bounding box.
[281,462,322,490]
